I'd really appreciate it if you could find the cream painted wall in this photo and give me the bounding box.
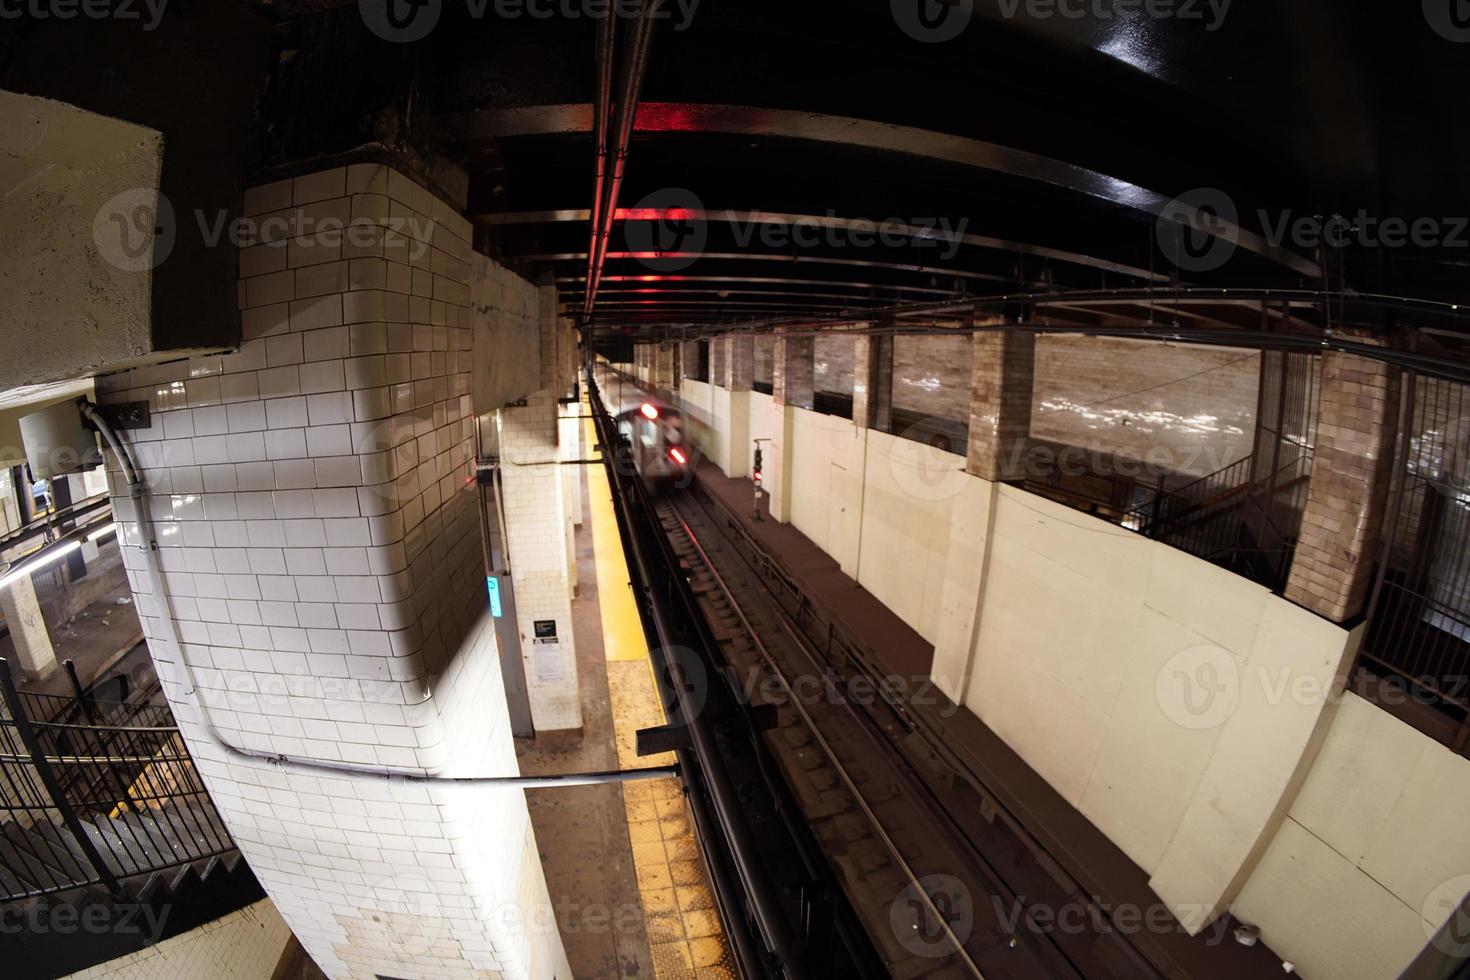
[1233,693,1470,979]
[786,409,865,576]
[855,429,966,645]
[684,374,1470,975]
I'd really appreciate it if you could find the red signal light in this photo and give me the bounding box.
[669,447,687,465]
[639,403,659,420]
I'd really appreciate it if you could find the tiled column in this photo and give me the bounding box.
[97,164,569,980]
[1285,342,1401,621]
[499,285,581,732]
[724,335,754,391]
[772,334,814,410]
[710,337,728,388]
[654,343,677,391]
[0,575,57,679]
[966,327,1035,482]
[852,334,875,429]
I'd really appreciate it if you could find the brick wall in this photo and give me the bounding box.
[967,329,1035,482]
[95,165,569,979]
[891,333,971,423]
[773,335,814,410]
[1032,335,1260,477]
[753,335,774,387]
[813,334,855,396]
[1286,347,1400,621]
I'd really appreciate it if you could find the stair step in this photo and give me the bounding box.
[0,832,70,894]
[75,819,147,876]
[2,820,90,882]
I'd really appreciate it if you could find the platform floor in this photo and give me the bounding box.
[514,400,732,980]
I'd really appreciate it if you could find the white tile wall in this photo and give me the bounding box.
[491,278,582,732]
[95,166,570,980]
[64,898,292,980]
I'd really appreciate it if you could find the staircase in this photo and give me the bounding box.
[0,665,264,976]
[1130,454,1313,591]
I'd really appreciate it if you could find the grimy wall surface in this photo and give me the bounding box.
[0,91,162,389]
[673,357,1470,980]
[95,166,569,979]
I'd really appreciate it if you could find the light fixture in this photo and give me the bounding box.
[86,523,117,543]
[0,540,82,590]
[640,402,659,420]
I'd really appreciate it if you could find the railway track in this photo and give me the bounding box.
[654,479,1170,980]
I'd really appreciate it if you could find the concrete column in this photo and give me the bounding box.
[718,336,754,480]
[96,165,570,980]
[0,574,57,679]
[1285,343,1401,621]
[766,334,814,523]
[966,327,1035,483]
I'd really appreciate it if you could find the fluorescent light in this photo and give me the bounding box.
[86,523,117,543]
[0,541,81,589]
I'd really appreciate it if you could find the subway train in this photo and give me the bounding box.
[616,397,693,491]
[594,363,695,491]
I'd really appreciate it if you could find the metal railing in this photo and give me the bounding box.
[0,660,236,900]
[1124,453,1313,591]
[1360,375,1470,755]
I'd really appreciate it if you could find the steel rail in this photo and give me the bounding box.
[662,496,988,979]
[585,366,807,979]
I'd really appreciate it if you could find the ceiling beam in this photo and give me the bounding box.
[451,102,1320,278]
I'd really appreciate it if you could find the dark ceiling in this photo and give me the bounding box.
[7,0,1470,347]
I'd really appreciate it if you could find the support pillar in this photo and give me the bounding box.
[852,334,877,430]
[0,574,57,679]
[966,326,1035,483]
[767,334,814,522]
[724,335,753,391]
[681,341,699,382]
[1285,341,1401,621]
[654,343,676,392]
[721,335,753,479]
[96,165,571,980]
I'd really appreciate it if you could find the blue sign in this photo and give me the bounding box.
[486,575,503,618]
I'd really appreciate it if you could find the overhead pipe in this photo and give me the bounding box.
[583,8,616,314]
[584,0,658,317]
[77,401,675,791]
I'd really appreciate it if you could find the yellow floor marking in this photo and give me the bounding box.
[585,414,649,666]
[582,395,734,979]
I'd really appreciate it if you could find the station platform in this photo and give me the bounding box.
[513,398,734,980]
